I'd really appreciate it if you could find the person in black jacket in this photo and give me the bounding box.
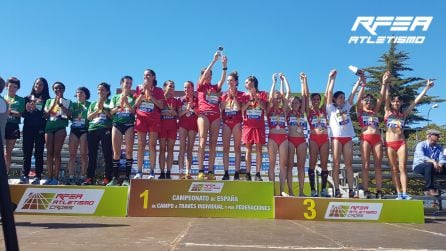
[20,77,50,184]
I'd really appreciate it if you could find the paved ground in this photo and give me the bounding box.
[2,214,446,250]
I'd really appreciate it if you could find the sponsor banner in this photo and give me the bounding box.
[10,185,128,216]
[324,202,382,220]
[275,197,424,223]
[127,179,274,218]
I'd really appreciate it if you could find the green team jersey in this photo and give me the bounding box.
[110,93,135,125]
[88,99,112,131]
[69,101,91,130]
[44,98,71,132]
[5,94,25,124]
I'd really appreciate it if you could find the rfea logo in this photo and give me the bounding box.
[188,182,224,193]
[324,202,383,220]
[16,188,105,214]
[349,16,433,44]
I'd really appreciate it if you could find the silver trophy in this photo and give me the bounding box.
[348,65,364,76]
[217,46,224,57]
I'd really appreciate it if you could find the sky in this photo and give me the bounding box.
[1,0,445,127]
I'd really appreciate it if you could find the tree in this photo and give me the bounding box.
[361,42,445,127]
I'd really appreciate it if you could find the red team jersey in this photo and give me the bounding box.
[197,83,221,114]
[134,84,165,121]
[358,110,379,128]
[161,96,180,129]
[221,90,244,125]
[242,91,267,129]
[178,95,198,131]
[267,107,286,129]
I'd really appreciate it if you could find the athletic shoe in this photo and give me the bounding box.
[133,173,142,179]
[165,171,171,179]
[106,177,119,186]
[254,174,263,181]
[320,189,330,197]
[245,173,252,181]
[311,190,319,197]
[207,173,216,180]
[222,173,230,180]
[43,178,53,185]
[197,172,205,180]
[49,179,59,185]
[234,172,240,180]
[65,177,75,185]
[82,178,94,186]
[102,178,110,186]
[148,171,155,180]
[76,178,84,185]
[18,176,29,184]
[186,174,193,180]
[376,190,383,199]
[31,177,41,185]
[335,189,342,198]
[364,190,373,199]
[281,192,290,197]
[158,172,166,179]
[349,189,356,198]
[121,179,130,187]
[402,193,412,200]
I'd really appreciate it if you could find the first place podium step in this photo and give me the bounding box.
[127,179,275,218]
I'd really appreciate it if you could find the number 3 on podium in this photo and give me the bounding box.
[303,199,316,220]
[140,189,149,209]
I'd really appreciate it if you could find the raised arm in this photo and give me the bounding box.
[198,52,219,86]
[403,79,434,118]
[216,56,228,91]
[325,69,337,106]
[384,74,392,114]
[375,71,390,113]
[356,83,365,114]
[280,73,291,100]
[348,73,364,106]
[299,73,308,114]
[268,74,277,111]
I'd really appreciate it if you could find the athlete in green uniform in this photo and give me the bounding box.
[108,76,136,186]
[43,82,72,185]
[4,77,25,173]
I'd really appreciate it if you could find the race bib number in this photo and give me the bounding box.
[387,117,403,128]
[72,118,86,128]
[116,110,131,118]
[271,115,286,126]
[246,108,262,120]
[335,110,350,126]
[206,93,219,105]
[363,114,379,127]
[139,101,154,113]
[92,113,107,124]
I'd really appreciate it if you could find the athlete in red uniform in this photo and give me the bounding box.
[159,80,179,179]
[178,81,198,179]
[196,51,227,180]
[302,72,330,197]
[220,71,244,180]
[384,77,434,200]
[241,76,267,181]
[133,69,164,179]
[356,71,388,198]
[267,73,289,195]
[286,73,307,197]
